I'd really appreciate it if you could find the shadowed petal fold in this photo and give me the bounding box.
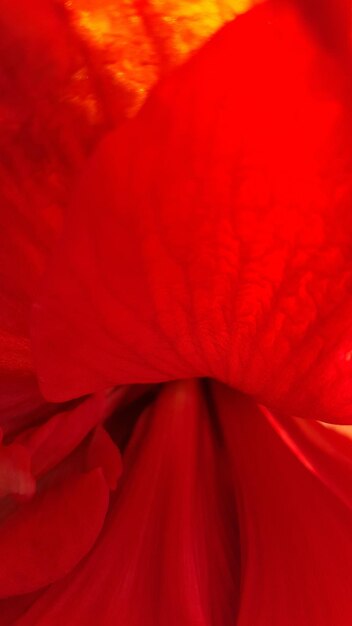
[0,394,122,600]
[13,380,240,626]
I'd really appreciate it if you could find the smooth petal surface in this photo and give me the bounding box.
[0,431,35,499]
[85,426,122,490]
[213,382,352,625]
[13,380,240,626]
[0,468,109,598]
[294,0,352,52]
[0,593,41,626]
[33,1,352,422]
[261,409,352,511]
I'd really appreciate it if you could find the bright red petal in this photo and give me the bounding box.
[33,2,352,423]
[13,380,240,626]
[213,382,352,625]
[261,409,352,511]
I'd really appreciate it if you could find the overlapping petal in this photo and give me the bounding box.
[11,380,240,626]
[4,380,352,624]
[213,382,352,625]
[33,1,352,423]
[0,430,35,499]
[0,0,257,431]
[1,1,352,624]
[0,468,109,598]
[0,394,122,603]
[0,0,76,429]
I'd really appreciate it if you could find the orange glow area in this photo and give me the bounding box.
[66,0,259,114]
[320,421,352,440]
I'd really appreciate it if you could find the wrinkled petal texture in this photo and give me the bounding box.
[3,1,352,624]
[34,1,352,423]
[1,0,244,430]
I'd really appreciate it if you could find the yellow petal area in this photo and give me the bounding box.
[66,0,259,115]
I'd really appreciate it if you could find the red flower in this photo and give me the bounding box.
[1,1,352,624]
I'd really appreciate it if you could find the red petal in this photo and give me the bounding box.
[0,591,42,626]
[0,431,35,499]
[19,393,107,478]
[0,0,107,431]
[85,426,122,490]
[0,468,109,597]
[261,409,352,511]
[213,382,352,625]
[13,381,240,625]
[33,2,352,423]
[295,0,352,52]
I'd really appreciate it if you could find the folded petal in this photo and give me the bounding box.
[0,592,42,626]
[85,426,122,490]
[18,393,108,477]
[0,394,123,599]
[33,1,352,423]
[261,409,352,511]
[14,380,240,626]
[213,382,352,625]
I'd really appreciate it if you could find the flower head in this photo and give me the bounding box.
[1,1,352,624]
